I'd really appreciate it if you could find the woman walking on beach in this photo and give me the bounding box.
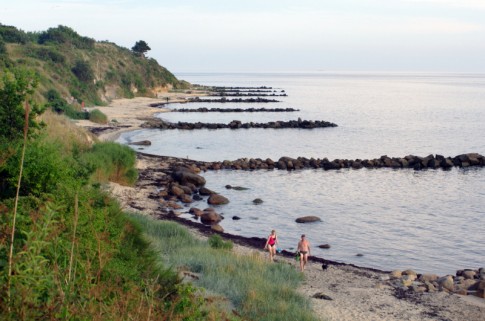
[297,234,311,271]
[264,230,278,262]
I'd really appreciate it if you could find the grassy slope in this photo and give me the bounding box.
[1,24,188,106]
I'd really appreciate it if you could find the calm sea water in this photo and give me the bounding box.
[118,72,485,275]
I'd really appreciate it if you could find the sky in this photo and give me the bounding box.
[1,0,485,73]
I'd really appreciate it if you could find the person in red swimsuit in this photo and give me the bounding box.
[264,229,278,262]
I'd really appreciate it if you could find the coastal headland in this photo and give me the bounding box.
[77,95,485,321]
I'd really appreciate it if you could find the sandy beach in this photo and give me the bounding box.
[78,96,485,321]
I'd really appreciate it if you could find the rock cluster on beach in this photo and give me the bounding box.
[387,268,485,298]
[157,163,229,233]
[190,153,485,171]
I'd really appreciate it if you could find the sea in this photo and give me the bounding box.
[117,72,485,275]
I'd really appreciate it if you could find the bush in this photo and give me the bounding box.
[208,234,233,250]
[88,108,108,124]
[72,60,94,83]
[80,142,138,185]
[0,139,82,198]
[45,89,88,120]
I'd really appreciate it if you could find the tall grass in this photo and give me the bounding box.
[130,215,319,321]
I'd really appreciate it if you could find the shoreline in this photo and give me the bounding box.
[78,96,485,321]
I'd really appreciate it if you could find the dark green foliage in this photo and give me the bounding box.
[0,139,84,198]
[45,89,88,119]
[80,142,138,185]
[131,40,151,56]
[0,67,45,141]
[0,38,6,55]
[37,25,95,49]
[27,46,65,63]
[71,60,94,82]
[88,108,108,124]
[208,234,234,250]
[0,24,29,44]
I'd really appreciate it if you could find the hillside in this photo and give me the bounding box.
[0,24,188,106]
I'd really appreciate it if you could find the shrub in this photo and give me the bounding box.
[80,142,138,185]
[88,108,108,124]
[0,67,45,141]
[71,60,94,83]
[45,89,88,120]
[208,234,233,250]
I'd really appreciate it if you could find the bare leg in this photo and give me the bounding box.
[299,253,304,271]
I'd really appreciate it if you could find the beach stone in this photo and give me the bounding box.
[463,270,476,279]
[454,288,468,295]
[211,224,224,233]
[182,182,197,193]
[189,207,203,217]
[172,169,206,187]
[410,285,427,293]
[419,274,439,282]
[462,279,478,290]
[402,269,417,277]
[199,187,216,195]
[312,292,333,300]
[200,211,222,224]
[295,216,322,223]
[129,140,151,146]
[170,184,185,197]
[437,275,454,292]
[179,194,193,203]
[390,270,402,279]
[318,244,331,249]
[424,281,436,292]
[166,201,183,210]
[401,276,415,287]
[208,194,230,205]
[477,281,485,298]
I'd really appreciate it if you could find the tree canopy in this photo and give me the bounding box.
[131,40,150,57]
[0,67,44,141]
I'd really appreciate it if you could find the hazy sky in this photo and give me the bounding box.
[1,0,485,72]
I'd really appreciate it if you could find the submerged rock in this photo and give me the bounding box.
[295,216,322,223]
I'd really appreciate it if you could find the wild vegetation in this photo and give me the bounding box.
[1,24,319,320]
[131,217,319,321]
[0,24,188,107]
[0,65,231,320]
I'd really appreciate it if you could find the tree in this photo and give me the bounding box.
[0,67,44,141]
[131,40,150,57]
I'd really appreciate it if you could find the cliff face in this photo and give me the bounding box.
[0,24,188,105]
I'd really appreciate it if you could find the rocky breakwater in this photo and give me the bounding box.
[171,107,300,113]
[191,153,485,171]
[158,163,230,233]
[141,118,338,130]
[386,268,485,299]
[187,97,281,103]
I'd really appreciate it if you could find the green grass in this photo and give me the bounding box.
[130,215,319,321]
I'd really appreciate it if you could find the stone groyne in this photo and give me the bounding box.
[171,107,300,112]
[187,97,281,103]
[141,118,338,130]
[189,153,485,171]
